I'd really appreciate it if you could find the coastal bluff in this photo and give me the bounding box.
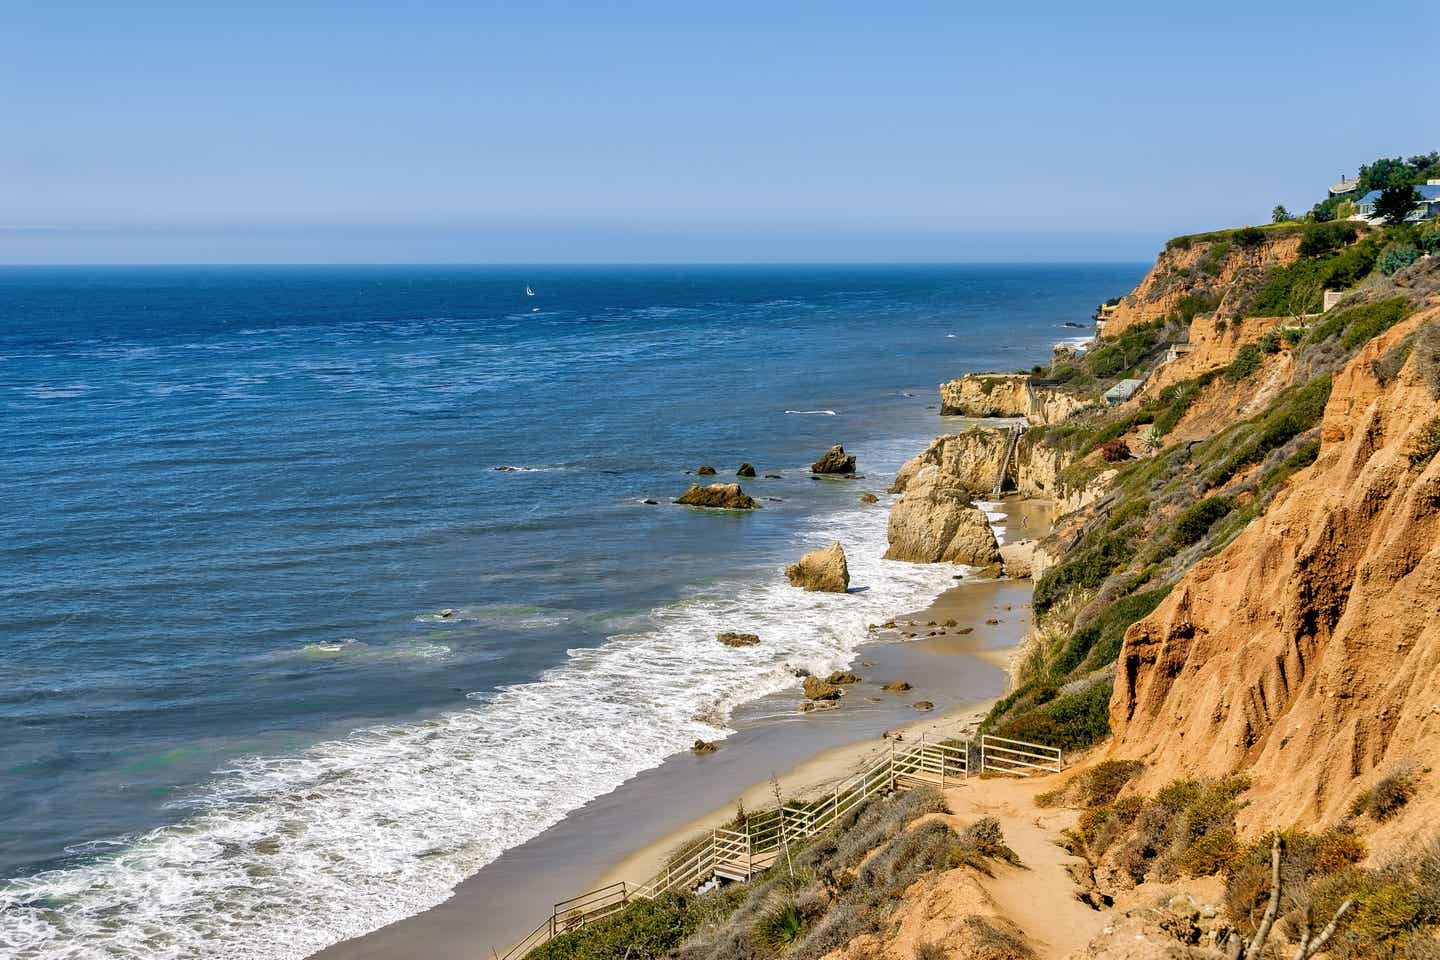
[1109,307,1440,834]
[938,373,1088,426]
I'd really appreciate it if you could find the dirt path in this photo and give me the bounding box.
[944,776,1106,960]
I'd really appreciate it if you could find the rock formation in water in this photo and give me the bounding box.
[884,463,1001,566]
[785,542,850,592]
[803,676,843,700]
[716,631,761,647]
[811,444,858,474]
[675,482,760,509]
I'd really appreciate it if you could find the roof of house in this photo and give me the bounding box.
[1357,184,1440,203]
[1104,378,1145,401]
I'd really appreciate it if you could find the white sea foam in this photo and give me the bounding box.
[783,409,838,416]
[0,502,963,960]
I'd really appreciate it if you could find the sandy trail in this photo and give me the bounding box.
[944,776,1106,959]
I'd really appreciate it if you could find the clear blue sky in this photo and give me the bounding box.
[1,0,1433,264]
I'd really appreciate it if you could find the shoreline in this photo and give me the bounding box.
[313,497,1046,960]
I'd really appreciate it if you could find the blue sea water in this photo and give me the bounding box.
[0,264,1142,958]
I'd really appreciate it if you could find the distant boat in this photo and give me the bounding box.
[525,285,535,297]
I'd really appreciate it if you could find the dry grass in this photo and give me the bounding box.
[1349,764,1421,822]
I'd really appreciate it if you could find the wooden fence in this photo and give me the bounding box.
[498,732,1057,959]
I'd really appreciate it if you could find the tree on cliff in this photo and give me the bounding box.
[1375,184,1421,226]
[1271,205,1291,223]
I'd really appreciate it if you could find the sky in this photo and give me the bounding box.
[1,0,1435,264]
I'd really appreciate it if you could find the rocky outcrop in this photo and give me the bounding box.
[892,430,1010,496]
[1109,309,1440,834]
[736,463,757,477]
[1100,229,1303,339]
[939,374,1031,418]
[998,540,1037,579]
[860,492,879,504]
[939,373,1091,426]
[675,483,760,509]
[811,444,857,474]
[885,464,1002,566]
[695,465,717,475]
[803,676,843,700]
[785,542,851,592]
[827,671,861,685]
[717,631,760,647]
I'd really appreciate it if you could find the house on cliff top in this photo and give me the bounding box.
[1353,181,1440,223]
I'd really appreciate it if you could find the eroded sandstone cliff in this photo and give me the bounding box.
[1110,308,1440,835]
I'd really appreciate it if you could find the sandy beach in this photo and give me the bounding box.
[314,497,1049,960]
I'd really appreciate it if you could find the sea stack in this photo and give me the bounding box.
[810,444,857,475]
[785,542,850,592]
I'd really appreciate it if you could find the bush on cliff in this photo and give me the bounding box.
[987,677,1112,752]
[1052,586,1173,677]
[1033,532,1136,614]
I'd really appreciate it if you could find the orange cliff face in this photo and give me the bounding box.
[1107,307,1440,835]
[1101,231,1302,339]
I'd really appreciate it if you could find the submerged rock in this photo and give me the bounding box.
[800,699,839,714]
[826,671,861,685]
[675,483,760,509]
[912,700,935,711]
[641,498,659,505]
[882,680,913,692]
[803,676,843,700]
[717,631,761,647]
[438,608,457,619]
[736,463,757,477]
[810,444,858,475]
[695,465,717,475]
[765,473,783,479]
[860,492,879,504]
[691,739,719,754]
[784,542,850,593]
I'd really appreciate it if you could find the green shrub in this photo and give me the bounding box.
[1300,222,1358,258]
[1235,226,1265,247]
[992,678,1112,751]
[1420,224,1440,255]
[1033,533,1137,613]
[1259,330,1281,354]
[1259,439,1320,490]
[1225,343,1263,380]
[752,899,805,950]
[1252,238,1384,317]
[1209,376,1332,484]
[530,892,704,960]
[1340,298,1411,349]
[1053,586,1172,676]
[1171,496,1234,546]
[1085,320,1167,380]
[1173,292,1220,323]
[1379,243,1421,276]
[1408,418,1440,470]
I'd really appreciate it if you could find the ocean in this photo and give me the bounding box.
[0,263,1142,958]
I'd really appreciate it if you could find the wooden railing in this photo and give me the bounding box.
[498,731,1057,959]
[979,734,1062,776]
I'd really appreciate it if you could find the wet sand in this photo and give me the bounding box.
[313,503,1044,960]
